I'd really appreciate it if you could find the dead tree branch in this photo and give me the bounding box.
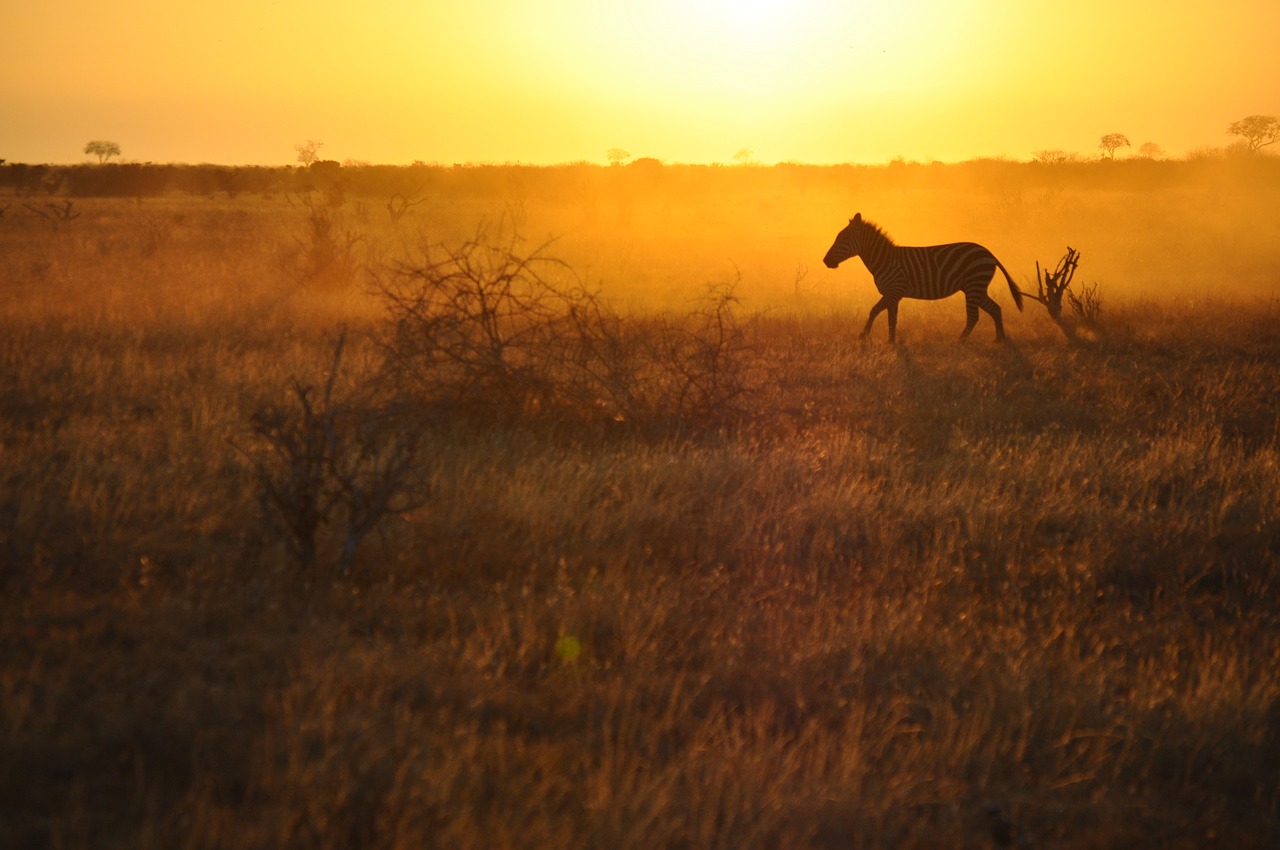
[24,201,80,224]
[1021,246,1079,322]
[387,185,428,224]
[1018,247,1100,340]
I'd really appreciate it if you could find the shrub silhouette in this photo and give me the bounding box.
[374,221,755,429]
[244,332,427,573]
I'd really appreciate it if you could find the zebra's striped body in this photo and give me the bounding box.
[823,213,1023,342]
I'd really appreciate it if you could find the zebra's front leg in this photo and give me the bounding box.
[863,296,898,343]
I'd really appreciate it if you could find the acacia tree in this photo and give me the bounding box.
[606,147,630,166]
[294,139,325,166]
[1098,133,1130,160]
[84,140,121,164]
[1227,115,1280,152]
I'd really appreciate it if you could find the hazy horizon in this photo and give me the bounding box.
[7,149,1280,169]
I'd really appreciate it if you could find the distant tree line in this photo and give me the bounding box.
[1033,114,1279,165]
[3,147,1278,200]
[1,163,288,198]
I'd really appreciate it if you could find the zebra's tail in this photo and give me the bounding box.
[995,259,1023,311]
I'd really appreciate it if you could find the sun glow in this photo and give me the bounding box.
[493,0,987,161]
[4,0,1279,166]
[524,0,828,101]
[520,1,981,109]
[701,0,791,43]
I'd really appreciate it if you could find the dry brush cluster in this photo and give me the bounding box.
[376,224,753,425]
[247,218,757,572]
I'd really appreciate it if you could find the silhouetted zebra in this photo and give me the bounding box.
[823,213,1023,342]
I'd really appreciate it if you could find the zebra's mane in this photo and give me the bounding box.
[853,216,896,248]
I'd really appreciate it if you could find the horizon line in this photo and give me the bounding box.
[6,149,1276,169]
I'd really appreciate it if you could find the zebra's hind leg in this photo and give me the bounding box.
[961,292,1004,341]
[979,294,1005,341]
[960,293,981,339]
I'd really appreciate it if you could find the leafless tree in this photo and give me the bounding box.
[1019,247,1101,340]
[294,139,325,166]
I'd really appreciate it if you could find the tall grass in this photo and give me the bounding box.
[1,180,1279,849]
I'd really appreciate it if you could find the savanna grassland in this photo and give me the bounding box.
[3,156,1280,849]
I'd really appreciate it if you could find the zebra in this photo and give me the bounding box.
[822,213,1023,342]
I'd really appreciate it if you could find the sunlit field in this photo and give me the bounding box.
[3,156,1280,849]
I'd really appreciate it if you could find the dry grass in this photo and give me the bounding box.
[2,174,1279,849]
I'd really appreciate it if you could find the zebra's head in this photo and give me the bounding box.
[823,213,865,268]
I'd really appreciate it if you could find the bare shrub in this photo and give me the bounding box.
[551,279,754,427]
[242,332,427,573]
[283,193,364,289]
[1068,281,1103,325]
[637,281,754,425]
[374,221,584,418]
[373,221,757,428]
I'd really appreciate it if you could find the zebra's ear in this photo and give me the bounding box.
[852,212,862,223]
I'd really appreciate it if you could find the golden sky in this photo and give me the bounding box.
[3,0,1278,165]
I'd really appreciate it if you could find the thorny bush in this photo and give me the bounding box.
[244,332,427,574]
[373,221,757,428]
[284,192,365,290]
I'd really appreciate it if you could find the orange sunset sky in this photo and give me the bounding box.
[3,0,1278,166]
